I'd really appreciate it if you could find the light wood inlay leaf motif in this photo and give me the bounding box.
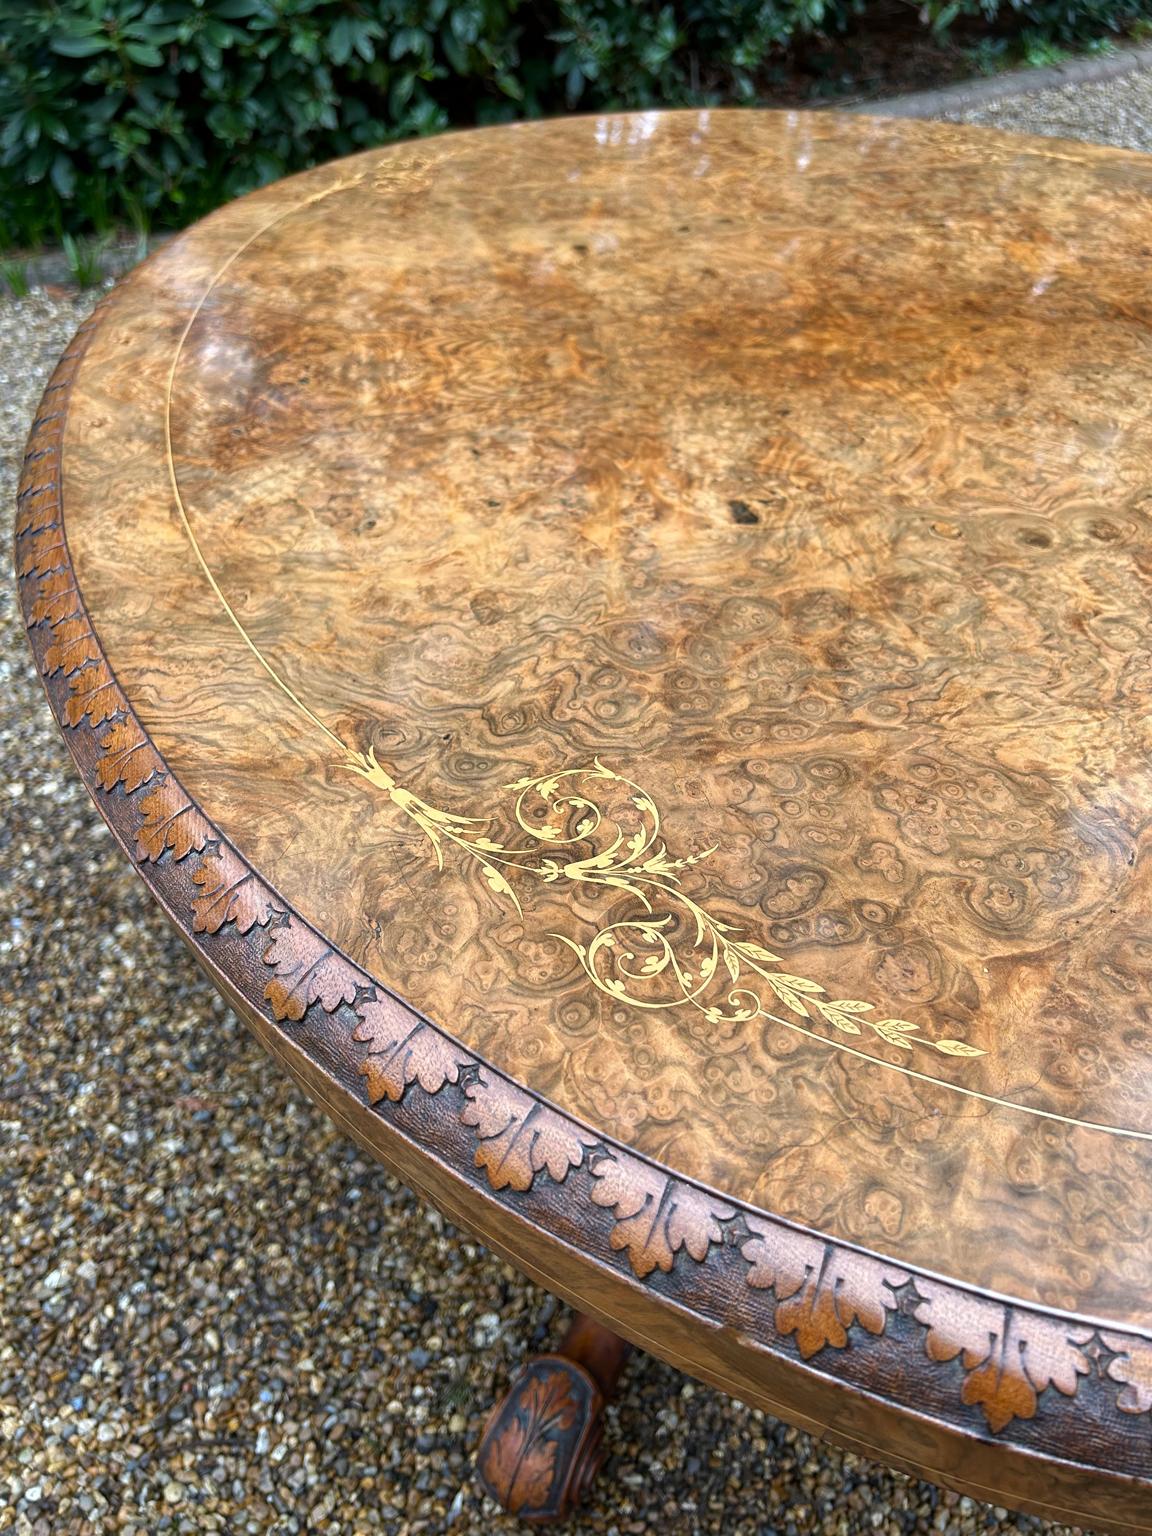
[262,917,360,1021]
[346,755,985,1065]
[912,1282,1093,1431]
[1101,1334,1152,1416]
[741,1218,905,1358]
[590,1154,733,1277]
[461,1077,597,1192]
[353,992,471,1103]
[151,220,988,1083]
[191,847,278,935]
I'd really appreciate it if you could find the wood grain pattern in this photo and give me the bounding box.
[15,111,1152,1531]
[53,114,1152,1327]
[477,1362,592,1519]
[476,1313,630,1521]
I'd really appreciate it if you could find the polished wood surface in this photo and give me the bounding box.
[17,111,1152,1530]
[60,109,1152,1320]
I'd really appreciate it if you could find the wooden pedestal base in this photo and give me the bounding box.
[476,1314,632,1521]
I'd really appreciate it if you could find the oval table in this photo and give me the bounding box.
[16,110,1152,1531]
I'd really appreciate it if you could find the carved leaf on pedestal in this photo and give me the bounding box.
[479,1368,577,1516]
[741,1218,906,1359]
[135,779,212,863]
[43,616,100,678]
[913,1282,1093,1431]
[262,918,360,1022]
[353,993,470,1104]
[191,847,278,935]
[1101,1334,1152,1416]
[590,1154,733,1278]
[95,718,162,793]
[63,660,121,727]
[461,1077,596,1192]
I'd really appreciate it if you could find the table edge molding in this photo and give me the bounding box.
[16,298,1152,1506]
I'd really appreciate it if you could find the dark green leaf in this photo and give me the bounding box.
[51,34,110,57]
[50,152,76,198]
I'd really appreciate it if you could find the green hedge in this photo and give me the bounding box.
[2,0,1148,246]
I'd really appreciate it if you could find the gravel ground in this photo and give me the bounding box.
[943,56,1152,149]
[8,61,1147,1530]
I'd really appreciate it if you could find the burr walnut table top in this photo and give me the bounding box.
[17,111,1152,1529]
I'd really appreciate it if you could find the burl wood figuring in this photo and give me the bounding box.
[16,110,1152,1531]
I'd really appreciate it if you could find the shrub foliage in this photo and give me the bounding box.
[1,0,1147,244]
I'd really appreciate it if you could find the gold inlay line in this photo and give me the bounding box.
[163,180,350,751]
[157,167,1152,1144]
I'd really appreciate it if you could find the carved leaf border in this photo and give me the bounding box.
[17,307,1152,1466]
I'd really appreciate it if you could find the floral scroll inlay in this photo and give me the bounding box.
[347,751,986,1064]
[18,303,1152,1482]
[151,172,989,1079]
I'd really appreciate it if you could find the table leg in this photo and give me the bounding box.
[476,1312,632,1521]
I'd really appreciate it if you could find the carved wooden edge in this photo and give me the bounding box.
[16,305,1152,1484]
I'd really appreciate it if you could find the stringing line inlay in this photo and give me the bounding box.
[154,163,1152,1146]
